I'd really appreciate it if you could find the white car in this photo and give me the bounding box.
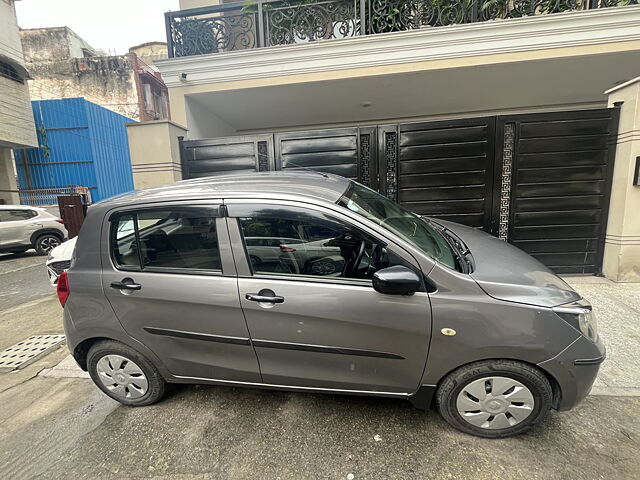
[0,205,67,255]
[244,236,306,266]
[46,236,77,285]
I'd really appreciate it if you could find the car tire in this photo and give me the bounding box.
[34,234,61,255]
[87,340,166,407]
[435,359,553,438]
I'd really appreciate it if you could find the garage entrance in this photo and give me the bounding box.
[179,107,619,274]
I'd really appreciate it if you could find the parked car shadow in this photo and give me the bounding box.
[0,250,39,261]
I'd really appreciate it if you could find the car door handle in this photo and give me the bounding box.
[110,279,142,291]
[245,293,284,303]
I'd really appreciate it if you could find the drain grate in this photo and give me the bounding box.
[0,334,66,372]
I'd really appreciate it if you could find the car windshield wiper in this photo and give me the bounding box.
[421,217,473,274]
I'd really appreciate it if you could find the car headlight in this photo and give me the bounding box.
[552,306,598,342]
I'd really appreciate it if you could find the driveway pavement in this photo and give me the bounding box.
[564,276,640,397]
[0,251,54,311]
[0,270,639,479]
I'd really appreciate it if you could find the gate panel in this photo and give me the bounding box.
[180,135,274,178]
[274,128,361,180]
[500,109,619,274]
[388,118,496,231]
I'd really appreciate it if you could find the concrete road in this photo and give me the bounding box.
[0,251,54,311]
[1,370,639,480]
[1,274,639,479]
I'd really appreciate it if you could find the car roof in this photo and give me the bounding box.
[96,171,352,207]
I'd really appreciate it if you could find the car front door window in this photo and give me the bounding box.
[238,213,411,281]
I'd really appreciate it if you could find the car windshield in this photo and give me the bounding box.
[337,182,458,270]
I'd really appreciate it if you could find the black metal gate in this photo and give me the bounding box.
[180,107,619,274]
[494,110,619,274]
[380,118,497,231]
[180,135,274,178]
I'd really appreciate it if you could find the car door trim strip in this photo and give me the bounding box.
[143,327,251,346]
[143,327,404,359]
[251,339,405,360]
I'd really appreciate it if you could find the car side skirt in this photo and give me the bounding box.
[167,374,415,399]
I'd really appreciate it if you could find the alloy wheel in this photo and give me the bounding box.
[96,354,149,399]
[310,259,337,275]
[40,236,60,253]
[455,376,535,429]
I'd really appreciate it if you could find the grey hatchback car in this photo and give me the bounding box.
[59,172,604,438]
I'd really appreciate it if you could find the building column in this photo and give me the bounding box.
[125,120,187,190]
[603,76,640,282]
[0,148,20,205]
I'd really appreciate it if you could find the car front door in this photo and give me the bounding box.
[101,204,261,382]
[227,201,432,394]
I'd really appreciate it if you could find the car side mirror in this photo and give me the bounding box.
[373,265,421,295]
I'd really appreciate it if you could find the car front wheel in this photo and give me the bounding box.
[87,340,166,406]
[435,359,553,438]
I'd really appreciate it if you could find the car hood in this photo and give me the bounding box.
[430,219,581,308]
[48,236,77,262]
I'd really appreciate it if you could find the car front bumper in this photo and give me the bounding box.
[46,260,71,286]
[537,334,606,411]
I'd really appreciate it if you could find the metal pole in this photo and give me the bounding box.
[165,12,175,57]
[22,149,33,191]
[257,1,265,47]
[178,136,189,179]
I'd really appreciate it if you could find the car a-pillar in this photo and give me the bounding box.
[603,76,640,282]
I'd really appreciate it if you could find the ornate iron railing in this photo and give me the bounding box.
[165,0,638,57]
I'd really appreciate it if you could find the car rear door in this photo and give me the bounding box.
[101,203,261,382]
[227,201,432,394]
[0,209,38,247]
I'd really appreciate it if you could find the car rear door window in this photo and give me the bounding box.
[110,208,222,273]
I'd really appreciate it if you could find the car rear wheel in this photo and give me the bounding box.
[435,359,553,438]
[34,234,61,255]
[87,340,166,406]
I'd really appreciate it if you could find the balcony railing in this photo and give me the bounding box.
[165,0,638,57]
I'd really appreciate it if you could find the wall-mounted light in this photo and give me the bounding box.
[179,72,188,82]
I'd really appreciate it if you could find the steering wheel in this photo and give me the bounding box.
[364,244,383,277]
[351,240,367,274]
